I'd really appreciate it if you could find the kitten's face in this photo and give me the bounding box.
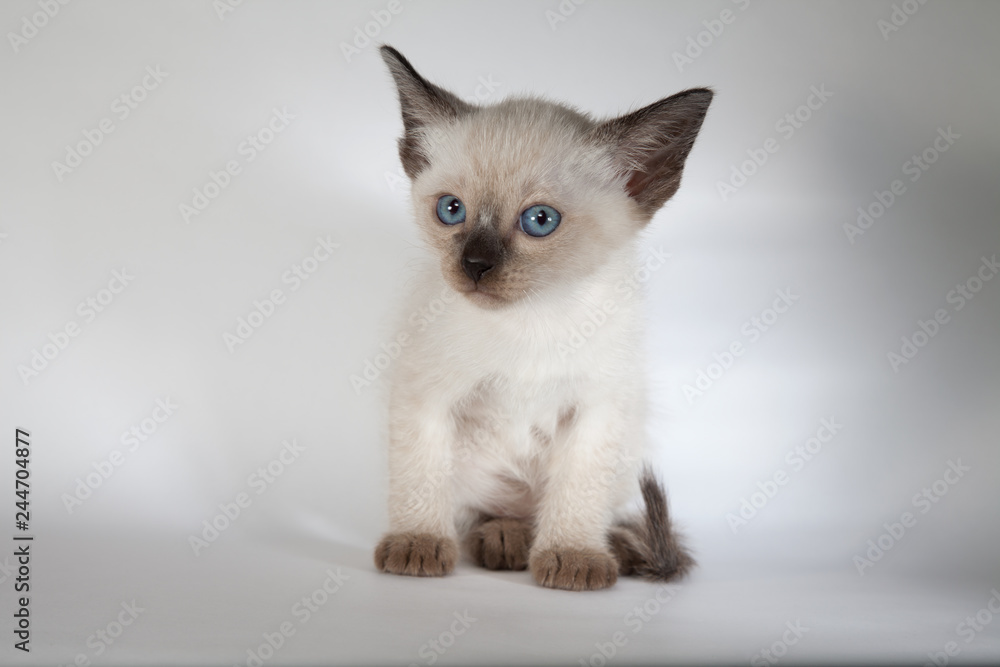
[409,102,640,309]
[381,47,712,310]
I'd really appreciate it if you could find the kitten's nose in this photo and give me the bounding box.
[461,255,494,283]
[461,229,502,284]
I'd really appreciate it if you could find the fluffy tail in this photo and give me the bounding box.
[608,466,694,582]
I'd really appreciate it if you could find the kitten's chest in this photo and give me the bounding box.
[439,287,637,408]
[455,369,571,463]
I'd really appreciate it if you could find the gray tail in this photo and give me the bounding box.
[608,466,694,582]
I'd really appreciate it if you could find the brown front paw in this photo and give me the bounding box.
[465,517,532,571]
[374,532,458,577]
[529,547,619,591]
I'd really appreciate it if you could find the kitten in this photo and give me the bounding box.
[373,45,712,591]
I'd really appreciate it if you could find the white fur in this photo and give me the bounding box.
[386,239,648,553]
[377,48,710,571]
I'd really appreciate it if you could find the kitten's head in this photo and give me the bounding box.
[381,46,712,310]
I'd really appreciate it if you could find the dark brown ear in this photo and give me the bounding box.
[593,88,713,218]
[380,45,474,178]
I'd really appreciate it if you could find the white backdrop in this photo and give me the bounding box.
[2,1,999,665]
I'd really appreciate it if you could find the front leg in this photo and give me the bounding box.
[529,406,635,591]
[374,400,459,577]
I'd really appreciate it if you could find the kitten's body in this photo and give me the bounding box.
[375,47,712,591]
[392,239,645,529]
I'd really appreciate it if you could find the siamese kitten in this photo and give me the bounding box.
[374,46,712,591]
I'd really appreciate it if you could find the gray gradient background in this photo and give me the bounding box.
[1,0,999,665]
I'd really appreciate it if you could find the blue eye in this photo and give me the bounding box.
[436,195,466,225]
[519,204,561,237]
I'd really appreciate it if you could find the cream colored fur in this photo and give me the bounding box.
[375,46,711,590]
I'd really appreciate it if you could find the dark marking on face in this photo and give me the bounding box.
[448,198,511,294]
[461,231,503,283]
